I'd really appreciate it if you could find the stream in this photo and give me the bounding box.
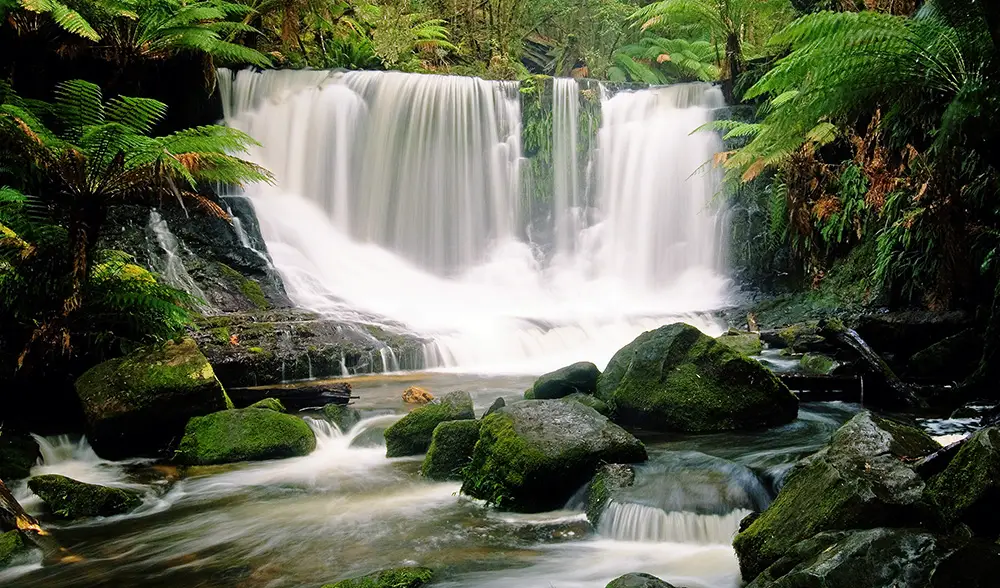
[2,374,876,588]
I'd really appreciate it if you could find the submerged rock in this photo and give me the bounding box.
[323,566,433,588]
[530,361,601,400]
[247,397,285,412]
[28,474,142,519]
[75,338,230,459]
[585,464,635,527]
[0,530,27,567]
[716,330,763,356]
[606,573,677,588]
[324,404,362,432]
[175,408,316,465]
[461,400,647,513]
[403,386,434,404]
[384,391,475,457]
[747,528,1000,588]
[926,427,1000,538]
[596,323,797,432]
[733,411,940,581]
[421,419,481,481]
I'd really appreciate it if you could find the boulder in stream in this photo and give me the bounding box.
[0,432,40,481]
[403,386,434,404]
[585,464,636,527]
[175,408,316,465]
[75,337,230,459]
[324,404,362,431]
[421,419,481,481]
[384,391,475,457]
[606,573,677,588]
[926,426,1000,538]
[562,393,610,416]
[529,361,601,399]
[716,330,763,356]
[247,397,285,412]
[460,400,647,513]
[323,566,433,588]
[596,323,797,432]
[28,474,142,519]
[733,411,941,581]
[747,528,1000,588]
[0,530,28,567]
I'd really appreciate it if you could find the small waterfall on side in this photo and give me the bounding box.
[145,210,209,305]
[598,502,750,544]
[219,70,730,373]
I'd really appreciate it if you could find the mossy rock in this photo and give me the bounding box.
[460,400,647,513]
[562,392,610,416]
[0,432,40,481]
[175,408,316,465]
[531,361,601,399]
[483,397,505,418]
[421,419,481,481]
[800,353,838,375]
[28,474,142,519]
[384,391,474,458]
[907,328,982,382]
[596,323,798,433]
[523,388,535,399]
[926,427,1000,538]
[247,398,286,412]
[75,338,229,459]
[0,530,27,567]
[606,573,677,588]
[585,464,635,527]
[716,331,763,356]
[733,411,940,582]
[324,404,362,431]
[776,323,829,352]
[746,528,1000,588]
[322,566,433,588]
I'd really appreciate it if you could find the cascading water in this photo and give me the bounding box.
[551,78,583,257]
[219,69,730,373]
[146,210,209,306]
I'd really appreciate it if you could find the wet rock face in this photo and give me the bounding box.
[926,426,1000,539]
[733,411,941,582]
[28,474,142,519]
[384,391,475,457]
[461,399,647,513]
[597,323,798,433]
[175,408,317,465]
[747,528,1000,588]
[194,310,429,387]
[530,361,601,400]
[421,419,481,481]
[75,338,230,460]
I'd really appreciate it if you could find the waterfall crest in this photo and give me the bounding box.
[219,69,730,373]
[598,502,750,545]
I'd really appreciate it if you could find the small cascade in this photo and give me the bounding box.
[552,78,583,256]
[25,435,131,490]
[379,346,400,373]
[146,211,209,304]
[598,502,750,545]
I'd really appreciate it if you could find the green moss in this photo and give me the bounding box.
[523,387,535,399]
[421,420,481,481]
[532,362,601,399]
[324,404,361,431]
[597,323,797,432]
[716,331,763,356]
[800,353,838,374]
[0,530,26,567]
[247,347,266,354]
[239,279,269,310]
[322,567,433,588]
[384,391,474,457]
[562,393,610,416]
[27,474,142,519]
[0,432,40,481]
[175,408,316,465]
[926,427,1000,536]
[585,464,635,527]
[460,412,546,509]
[223,391,235,410]
[247,398,285,412]
[209,326,231,346]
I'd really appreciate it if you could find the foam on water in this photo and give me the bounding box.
[598,502,750,545]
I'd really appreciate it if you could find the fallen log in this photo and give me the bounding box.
[227,381,353,411]
[914,436,969,479]
[819,318,922,409]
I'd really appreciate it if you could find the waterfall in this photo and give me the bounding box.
[146,210,209,305]
[219,69,730,373]
[598,502,750,545]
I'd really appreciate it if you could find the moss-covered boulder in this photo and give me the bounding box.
[0,530,28,567]
[606,573,677,588]
[746,528,1000,588]
[384,391,474,457]
[484,397,505,418]
[585,464,635,527]
[175,408,316,465]
[800,353,838,375]
[733,411,940,582]
[0,432,40,481]
[461,400,647,513]
[248,398,285,412]
[421,419,481,481]
[324,404,362,432]
[907,328,982,382]
[28,474,142,519]
[716,330,763,356]
[322,567,433,588]
[926,427,1000,538]
[75,338,229,459]
[562,392,610,416]
[596,323,798,432]
[531,361,601,400]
